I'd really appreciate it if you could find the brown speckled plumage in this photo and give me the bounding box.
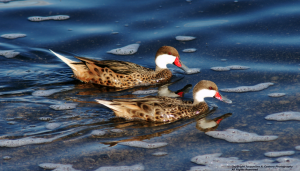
[50,46,183,88]
[96,80,229,123]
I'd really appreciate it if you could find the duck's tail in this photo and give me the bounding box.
[95,99,122,112]
[49,49,78,71]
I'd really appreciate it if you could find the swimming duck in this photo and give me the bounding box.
[49,46,191,88]
[96,80,232,122]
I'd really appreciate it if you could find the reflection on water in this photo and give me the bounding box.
[1,0,300,170]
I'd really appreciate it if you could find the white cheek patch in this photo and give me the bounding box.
[195,89,216,102]
[155,54,176,69]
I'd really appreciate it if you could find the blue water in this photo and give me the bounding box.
[1,0,300,170]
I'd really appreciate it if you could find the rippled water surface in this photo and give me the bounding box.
[1,0,300,170]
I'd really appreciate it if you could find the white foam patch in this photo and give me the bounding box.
[49,103,78,110]
[95,163,144,171]
[3,156,11,160]
[205,129,278,143]
[182,48,197,52]
[220,82,274,93]
[39,163,80,171]
[296,146,300,150]
[265,111,300,121]
[152,152,168,156]
[32,88,72,96]
[119,141,168,149]
[0,50,20,58]
[264,151,295,157]
[184,68,201,74]
[0,136,58,147]
[38,117,52,121]
[107,44,140,55]
[268,93,286,97]
[45,123,61,130]
[175,36,196,41]
[1,33,26,39]
[110,129,124,133]
[210,66,230,71]
[91,130,106,136]
[28,15,70,22]
[132,90,158,95]
[189,153,300,171]
[227,65,250,70]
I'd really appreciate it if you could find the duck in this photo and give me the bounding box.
[95,80,232,122]
[49,46,191,88]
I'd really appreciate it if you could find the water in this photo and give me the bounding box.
[1,0,300,170]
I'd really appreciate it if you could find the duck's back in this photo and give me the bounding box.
[73,57,172,88]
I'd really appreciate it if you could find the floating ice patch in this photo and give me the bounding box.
[191,153,223,165]
[119,141,167,149]
[182,48,197,53]
[45,123,61,130]
[265,111,300,121]
[107,44,140,55]
[175,36,196,41]
[264,151,295,157]
[210,66,230,71]
[268,93,286,97]
[95,163,144,171]
[49,103,78,110]
[205,129,278,143]
[91,130,106,136]
[152,152,168,156]
[28,15,70,22]
[0,136,58,147]
[39,163,80,171]
[1,33,26,39]
[227,65,250,70]
[220,82,274,93]
[132,90,158,95]
[0,50,20,58]
[38,117,52,121]
[32,87,72,97]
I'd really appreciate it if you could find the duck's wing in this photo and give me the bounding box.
[74,56,153,75]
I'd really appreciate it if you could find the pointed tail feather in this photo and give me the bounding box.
[95,99,121,112]
[49,49,77,71]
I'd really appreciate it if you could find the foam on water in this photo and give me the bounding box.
[3,156,11,160]
[211,65,249,71]
[107,44,140,55]
[265,111,300,121]
[205,129,278,143]
[39,163,80,171]
[38,117,52,121]
[189,153,300,171]
[90,130,106,136]
[0,136,58,147]
[132,90,158,95]
[210,66,230,71]
[0,50,20,58]
[175,36,196,41]
[45,123,61,130]
[49,103,78,110]
[220,82,274,93]
[119,141,168,149]
[296,146,300,150]
[32,88,72,96]
[264,151,295,157]
[268,93,286,97]
[110,129,124,133]
[28,15,70,21]
[152,152,168,156]
[95,163,144,171]
[1,33,26,39]
[182,48,197,52]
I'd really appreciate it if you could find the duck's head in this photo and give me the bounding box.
[155,46,190,72]
[192,80,232,104]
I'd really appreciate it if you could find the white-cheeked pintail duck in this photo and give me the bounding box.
[50,46,191,88]
[96,80,232,123]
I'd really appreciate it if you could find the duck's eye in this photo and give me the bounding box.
[209,86,213,90]
[168,52,172,55]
